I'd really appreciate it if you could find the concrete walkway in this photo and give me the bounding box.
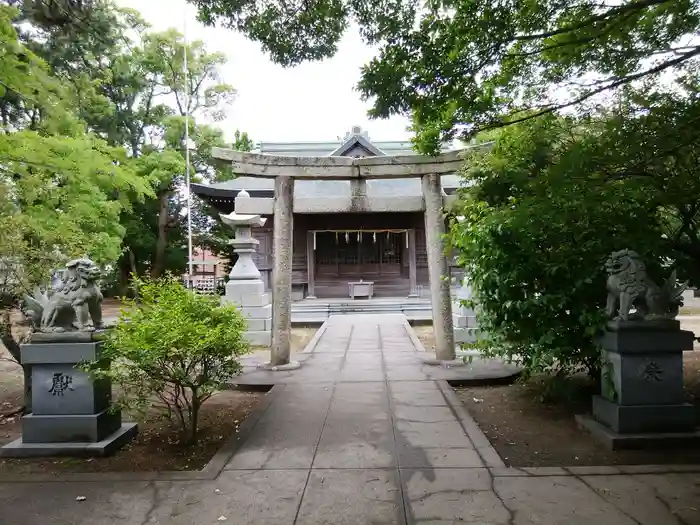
[233,314,521,385]
[2,314,700,524]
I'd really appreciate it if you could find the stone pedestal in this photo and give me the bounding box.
[220,204,272,347]
[577,321,700,450]
[223,280,272,347]
[0,334,137,457]
[348,280,374,299]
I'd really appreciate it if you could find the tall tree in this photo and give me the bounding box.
[6,0,102,32]
[190,128,255,260]
[448,113,662,378]
[20,2,249,290]
[0,4,150,399]
[450,78,700,379]
[129,28,238,280]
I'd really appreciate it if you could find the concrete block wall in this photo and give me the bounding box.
[452,279,480,345]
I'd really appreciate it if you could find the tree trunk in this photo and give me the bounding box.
[188,396,200,446]
[118,260,130,297]
[0,313,31,413]
[0,316,20,363]
[151,191,171,279]
[116,248,141,297]
[129,249,138,276]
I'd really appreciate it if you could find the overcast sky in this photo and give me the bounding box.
[115,0,413,145]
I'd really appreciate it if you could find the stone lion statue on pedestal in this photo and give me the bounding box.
[23,258,104,332]
[605,249,687,322]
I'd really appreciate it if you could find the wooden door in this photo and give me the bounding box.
[379,232,402,276]
[356,232,379,276]
[316,232,340,277]
[252,229,272,270]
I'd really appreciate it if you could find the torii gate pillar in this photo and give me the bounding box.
[260,176,299,370]
[422,173,456,362]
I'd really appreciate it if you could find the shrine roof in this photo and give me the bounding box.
[192,175,463,199]
[255,139,416,157]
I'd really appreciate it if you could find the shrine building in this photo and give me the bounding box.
[191,126,468,300]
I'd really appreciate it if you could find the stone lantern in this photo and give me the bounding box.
[220,197,272,346]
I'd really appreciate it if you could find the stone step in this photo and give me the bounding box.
[291,300,433,324]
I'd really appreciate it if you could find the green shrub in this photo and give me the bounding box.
[87,275,249,445]
[449,115,666,379]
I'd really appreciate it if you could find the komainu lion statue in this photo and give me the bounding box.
[605,249,687,321]
[23,258,104,332]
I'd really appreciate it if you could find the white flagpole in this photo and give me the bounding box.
[184,4,194,289]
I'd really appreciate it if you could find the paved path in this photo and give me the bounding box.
[2,314,700,524]
[233,314,521,385]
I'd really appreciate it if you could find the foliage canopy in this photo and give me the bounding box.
[451,80,700,378]
[5,0,253,295]
[0,3,150,348]
[87,275,249,445]
[0,1,251,387]
[189,0,700,151]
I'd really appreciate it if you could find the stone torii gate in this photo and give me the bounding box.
[211,146,469,368]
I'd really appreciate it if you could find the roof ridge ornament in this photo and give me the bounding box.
[342,125,369,143]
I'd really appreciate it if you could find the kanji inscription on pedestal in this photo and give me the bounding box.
[48,372,74,396]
